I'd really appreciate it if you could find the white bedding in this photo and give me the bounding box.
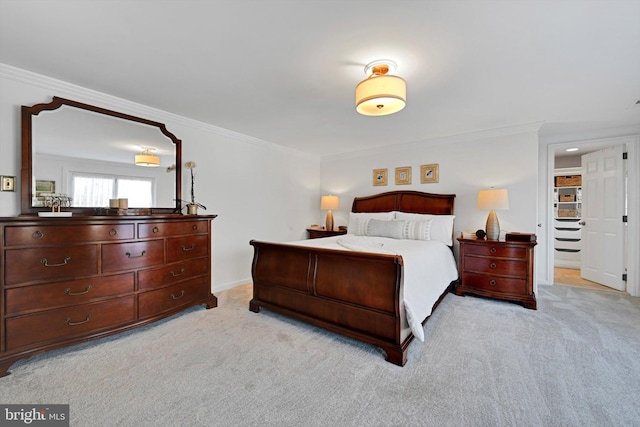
[288,235,459,342]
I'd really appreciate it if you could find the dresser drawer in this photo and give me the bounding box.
[167,235,209,262]
[5,273,135,315]
[5,245,98,285]
[463,243,527,259]
[138,258,209,290]
[461,272,527,295]
[554,238,581,250]
[5,296,135,350]
[138,277,208,318]
[138,221,207,238]
[463,256,527,278]
[5,224,134,246]
[102,240,164,272]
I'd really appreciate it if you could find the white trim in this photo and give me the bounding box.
[211,279,251,293]
[0,62,317,161]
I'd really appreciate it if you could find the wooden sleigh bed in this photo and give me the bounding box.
[249,190,457,366]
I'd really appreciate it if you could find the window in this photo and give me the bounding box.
[71,173,154,207]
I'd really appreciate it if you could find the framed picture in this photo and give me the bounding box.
[420,164,439,184]
[372,168,388,186]
[35,180,55,195]
[395,167,411,185]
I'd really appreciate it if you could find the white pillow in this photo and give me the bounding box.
[402,219,433,241]
[347,212,395,234]
[394,212,455,245]
[365,219,406,239]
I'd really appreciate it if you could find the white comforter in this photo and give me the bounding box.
[288,235,459,342]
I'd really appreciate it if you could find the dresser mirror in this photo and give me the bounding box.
[21,97,182,215]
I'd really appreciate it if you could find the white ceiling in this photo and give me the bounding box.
[1,0,639,158]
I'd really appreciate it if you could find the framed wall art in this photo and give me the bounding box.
[35,180,55,195]
[372,168,388,186]
[395,167,411,185]
[420,164,439,184]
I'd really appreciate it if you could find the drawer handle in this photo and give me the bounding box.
[109,228,117,236]
[170,268,185,277]
[66,313,92,326]
[32,230,44,239]
[192,225,198,230]
[489,280,497,286]
[65,285,92,296]
[153,226,159,233]
[171,290,185,300]
[490,247,497,253]
[125,250,146,259]
[181,244,195,251]
[490,263,497,269]
[41,257,71,267]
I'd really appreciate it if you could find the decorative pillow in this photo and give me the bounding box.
[365,219,406,239]
[402,219,433,241]
[394,212,455,246]
[347,212,395,234]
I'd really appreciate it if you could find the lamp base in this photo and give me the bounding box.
[485,210,500,240]
[325,210,334,231]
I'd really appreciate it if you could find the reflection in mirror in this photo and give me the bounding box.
[22,97,182,215]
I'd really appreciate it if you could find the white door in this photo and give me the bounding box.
[580,145,625,290]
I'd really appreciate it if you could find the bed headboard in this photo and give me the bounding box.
[352,191,455,215]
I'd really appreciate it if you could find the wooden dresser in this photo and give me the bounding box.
[0,214,217,377]
[455,238,537,309]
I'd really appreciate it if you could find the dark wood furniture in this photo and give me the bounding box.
[455,238,537,309]
[0,215,217,377]
[250,191,456,366]
[306,227,347,239]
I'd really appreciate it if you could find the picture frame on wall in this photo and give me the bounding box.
[35,180,55,195]
[395,167,411,185]
[420,164,439,184]
[372,168,388,186]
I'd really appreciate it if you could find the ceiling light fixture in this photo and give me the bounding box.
[135,147,160,167]
[355,59,406,116]
[566,148,579,152]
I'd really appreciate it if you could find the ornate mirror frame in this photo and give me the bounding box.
[21,97,182,215]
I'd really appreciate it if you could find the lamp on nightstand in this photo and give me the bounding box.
[321,195,339,231]
[477,188,509,240]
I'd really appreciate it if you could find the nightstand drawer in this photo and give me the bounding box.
[463,256,527,278]
[463,243,527,259]
[461,272,527,295]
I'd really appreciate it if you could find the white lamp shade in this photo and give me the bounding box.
[135,149,160,167]
[477,189,509,211]
[356,75,406,116]
[320,195,339,210]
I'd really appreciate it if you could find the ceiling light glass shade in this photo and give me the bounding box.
[356,74,406,116]
[135,149,160,167]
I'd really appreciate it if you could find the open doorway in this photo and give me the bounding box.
[553,143,628,293]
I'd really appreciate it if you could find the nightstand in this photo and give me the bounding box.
[455,238,537,309]
[306,227,347,239]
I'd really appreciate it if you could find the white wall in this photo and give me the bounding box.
[320,124,541,266]
[0,64,321,292]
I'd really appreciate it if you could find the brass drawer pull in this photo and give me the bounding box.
[181,244,195,251]
[65,285,92,296]
[125,250,146,259]
[192,225,198,230]
[170,268,185,277]
[66,313,92,326]
[153,226,159,233]
[109,228,117,236]
[490,263,497,269]
[171,290,185,300]
[489,280,497,286]
[490,247,497,253]
[32,230,44,239]
[41,256,71,267]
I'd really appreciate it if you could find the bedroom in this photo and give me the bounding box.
[0,0,639,425]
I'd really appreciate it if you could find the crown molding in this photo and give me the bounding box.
[0,63,317,161]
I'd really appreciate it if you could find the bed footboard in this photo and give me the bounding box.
[249,240,411,366]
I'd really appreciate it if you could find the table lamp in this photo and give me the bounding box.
[321,195,339,231]
[477,188,509,240]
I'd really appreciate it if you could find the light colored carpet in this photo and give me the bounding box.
[2,284,639,426]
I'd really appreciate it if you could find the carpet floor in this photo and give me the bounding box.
[2,284,639,426]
